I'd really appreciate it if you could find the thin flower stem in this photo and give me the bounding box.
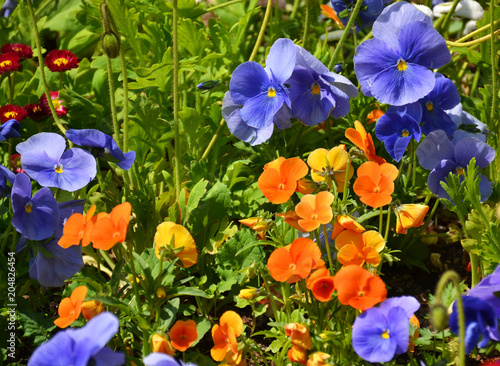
[490,0,498,182]
[205,0,248,12]
[105,56,121,150]
[119,47,134,192]
[249,0,273,62]
[455,19,500,43]
[323,224,335,274]
[384,206,391,241]
[172,0,182,199]
[437,0,461,33]
[25,0,67,136]
[327,0,364,69]
[379,206,383,233]
[200,118,225,160]
[261,270,281,322]
[342,154,350,199]
[302,0,311,47]
[446,29,500,47]
[290,0,300,20]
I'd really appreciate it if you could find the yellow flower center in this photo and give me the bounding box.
[278,183,285,190]
[52,99,61,110]
[54,164,64,173]
[0,60,12,67]
[397,59,407,71]
[53,58,69,67]
[289,263,296,270]
[357,291,365,297]
[268,87,276,98]
[25,203,33,213]
[402,129,409,137]
[456,167,465,175]
[4,111,17,118]
[382,330,390,339]
[426,101,433,111]
[311,83,321,95]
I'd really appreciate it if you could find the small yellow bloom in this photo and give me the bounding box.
[307,145,353,189]
[307,352,331,366]
[81,300,105,321]
[151,333,175,356]
[156,286,167,298]
[238,288,259,300]
[154,222,198,268]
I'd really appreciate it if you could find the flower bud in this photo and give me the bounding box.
[102,32,121,59]
[430,304,448,332]
[81,300,105,321]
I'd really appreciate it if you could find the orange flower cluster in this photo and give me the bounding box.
[336,230,385,267]
[258,157,308,204]
[306,267,335,302]
[345,121,385,164]
[154,222,198,268]
[394,204,429,234]
[353,161,398,208]
[211,311,246,366]
[170,320,198,352]
[333,265,386,310]
[307,145,353,189]
[285,323,312,365]
[331,214,365,239]
[267,238,324,283]
[58,202,132,251]
[295,191,334,232]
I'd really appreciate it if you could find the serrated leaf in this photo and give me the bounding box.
[267,339,284,353]
[17,306,56,346]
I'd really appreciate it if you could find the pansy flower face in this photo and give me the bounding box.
[0,104,27,123]
[307,145,353,188]
[45,49,79,72]
[0,52,20,74]
[16,132,97,192]
[354,2,450,106]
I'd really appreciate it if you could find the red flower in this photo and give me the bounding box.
[1,43,33,59]
[11,154,24,173]
[0,105,27,124]
[0,52,20,75]
[25,103,48,120]
[40,92,67,117]
[45,49,79,72]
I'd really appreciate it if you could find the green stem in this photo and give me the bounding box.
[379,206,383,233]
[172,0,181,199]
[323,224,334,274]
[455,19,500,43]
[290,0,300,20]
[490,0,498,180]
[105,56,121,149]
[327,0,364,69]
[25,0,66,136]
[446,29,500,47]
[437,0,461,33]
[119,46,133,193]
[205,0,248,12]
[302,0,311,47]
[249,0,273,62]
[384,206,391,241]
[200,119,225,160]
[342,154,350,200]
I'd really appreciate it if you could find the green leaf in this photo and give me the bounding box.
[165,286,211,299]
[159,298,180,330]
[17,300,56,346]
[185,179,209,222]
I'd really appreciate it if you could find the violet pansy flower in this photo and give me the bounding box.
[28,312,125,366]
[469,265,500,318]
[0,119,21,141]
[144,353,198,366]
[330,0,385,31]
[354,1,450,106]
[16,132,96,192]
[65,129,136,170]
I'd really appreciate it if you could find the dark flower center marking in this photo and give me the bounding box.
[402,129,410,137]
[426,101,433,111]
[311,82,321,95]
[456,167,465,175]
[25,201,33,213]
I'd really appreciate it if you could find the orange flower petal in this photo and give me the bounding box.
[380,163,399,181]
[152,333,175,356]
[258,168,295,204]
[280,157,308,182]
[220,311,243,337]
[268,247,296,282]
[337,244,364,266]
[58,213,84,248]
[170,319,198,352]
[362,230,385,253]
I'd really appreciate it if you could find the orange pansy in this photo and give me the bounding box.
[394,204,429,234]
[345,121,386,164]
[331,214,365,239]
[296,179,317,195]
[211,311,244,363]
[306,267,335,302]
[285,323,312,350]
[154,222,198,268]
[81,300,105,321]
[54,285,88,328]
[335,230,385,267]
[366,107,385,124]
[307,352,331,366]
[277,211,308,233]
[295,191,334,232]
[267,238,324,283]
[91,202,132,250]
[353,161,398,208]
[288,345,309,365]
[258,157,308,204]
[151,333,175,356]
[333,265,387,310]
[58,205,107,248]
[170,319,198,352]
[307,146,353,189]
[239,218,268,240]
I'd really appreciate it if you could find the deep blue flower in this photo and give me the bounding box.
[0,163,16,197]
[225,38,296,144]
[448,103,489,142]
[450,296,499,354]
[197,80,220,90]
[11,173,59,241]
[352,296,420,363]
[65,129,135,170]
[375,103,422,161]
[28,312,125,366]
[16,132,97,192]
[330,0,385,31]
[416,130,495,201]
[287,45,358,126]
[354,1,450,106]
[0,0,17,17]
[469,265,500,318]
[419,73,460,137]
[0,119,21,141]
[144,353,198,366]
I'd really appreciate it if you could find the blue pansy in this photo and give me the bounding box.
[416,130,495,201]
[0,0,17,17]
[16,132,97,192]
[375,103,422,161]
[354,1,450,106]
[448,103,489,142]
[450,296,499,354]
[225,38,296,144]
[28,312,125,366]
[65,129,135,170]
[144,353,198,366]
[469,265,500,318]
[11,173,59,241]
[330,0,385,31]
[0,164,16,197]
[0,119,21,141]
[352,296,420,363]
[287,45,358,126]
[419,73,460,137]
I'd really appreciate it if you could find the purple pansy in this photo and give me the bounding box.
[450,296,499,354]
[0,119,21,141]
[287,45,358,126]
[469,265,500,318]
[354,1,450,106]
[143,353,198,366]
[330,0,385,31]
[16,132,97,192]
[352,296,420,363]
[416,130,495,201]
[65,129,136,170]
[11,173,59,241]
[418,73,460,137]
[375,103,422,161]
[28,312,125,366]
[0,163,16,197]
[448,103,489,142]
